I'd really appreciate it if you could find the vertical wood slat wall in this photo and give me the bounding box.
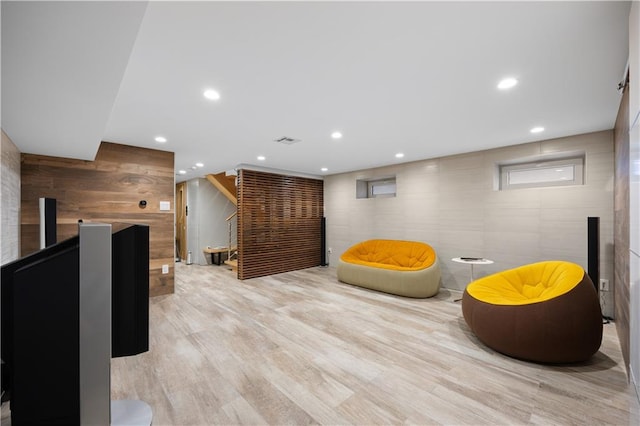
[20,142,175,296]
[237,169,324,280]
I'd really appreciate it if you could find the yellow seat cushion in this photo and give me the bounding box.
[340,239,436,271]
[466,260,584,306]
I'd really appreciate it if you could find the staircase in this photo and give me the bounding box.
[205,172,238,272]
[206,172,237,205]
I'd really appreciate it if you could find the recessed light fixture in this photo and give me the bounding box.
[203,89,220,100]
[178,170,187,175]
[195,162,204,168]
[395,152,404,158]
[497,77,518,90]
[321,167,328,172]
[530,126,545,133]
[331,131,342,139]
[155,136,167,143]
[190,166,197,170]
[257,155,266,161]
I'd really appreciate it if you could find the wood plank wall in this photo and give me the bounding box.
[20,142,175,296]
[237,169,323,280]
[614,81,630,372]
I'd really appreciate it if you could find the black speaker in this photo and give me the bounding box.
[39,197,57,248]
[1,236,81,423]
[587,217,599,293]
[320,217,327,266]
[111,224,149,357]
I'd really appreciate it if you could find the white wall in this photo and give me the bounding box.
[1,130,21,264]
[185,177,236,265]
[325,131,614,315]
[628,0,640,403]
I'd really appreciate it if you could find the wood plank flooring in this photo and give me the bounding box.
[3,263,640,425]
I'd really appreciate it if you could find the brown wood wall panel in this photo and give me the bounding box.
[20,142,175,296]
[237,169,323,280]
[614,82,631,373]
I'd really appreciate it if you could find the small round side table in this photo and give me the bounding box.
[451,257,494,302]
[452,257,494,282]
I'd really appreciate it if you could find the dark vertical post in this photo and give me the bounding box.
[39,197,57,248]
[587,217,600,293]
[321,217,327,266]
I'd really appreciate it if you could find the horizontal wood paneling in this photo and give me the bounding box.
[238,169,323,280]
[20,142,175,296]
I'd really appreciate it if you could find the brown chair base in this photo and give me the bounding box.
[462,274,602,363]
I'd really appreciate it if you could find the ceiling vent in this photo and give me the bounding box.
[274,136,301,145]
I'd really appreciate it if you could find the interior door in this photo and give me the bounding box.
[175,182,187,261]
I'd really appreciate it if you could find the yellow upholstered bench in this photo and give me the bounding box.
[462,261,602,363]
[337,239,441,298]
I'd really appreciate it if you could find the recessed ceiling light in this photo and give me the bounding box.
[190,166,197,170]
[257,155,266,161]
[321,167,328,172]
[530,126,545,133]
[497,77,518,90]
[195,162,204,168]
[331,131,342,139]
[178,170,187,175]
[203,89,220,100]
[155,136,167,143]
[395,152,404,158]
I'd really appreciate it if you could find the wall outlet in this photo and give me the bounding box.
[328,247,332,254]
[162,264,169,274]
[599,279,610,292]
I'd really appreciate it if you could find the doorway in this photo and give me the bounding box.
[175,182,187,261]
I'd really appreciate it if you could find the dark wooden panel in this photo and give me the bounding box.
[237,169,323,280]
[20,142,175,296]
[614,81,630,374]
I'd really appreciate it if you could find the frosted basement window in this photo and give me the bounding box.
[356,177,396,198]
[500,156,584,190]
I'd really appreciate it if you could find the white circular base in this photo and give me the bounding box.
[111,399,153,426]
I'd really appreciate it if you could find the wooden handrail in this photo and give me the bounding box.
[226,211,237,221]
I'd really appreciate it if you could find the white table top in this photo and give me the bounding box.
[452,257,494,265]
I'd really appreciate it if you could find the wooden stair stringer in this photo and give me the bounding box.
[206,173,237,206]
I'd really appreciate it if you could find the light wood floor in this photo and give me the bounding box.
[3,263,640,425]
[110,263,640,425]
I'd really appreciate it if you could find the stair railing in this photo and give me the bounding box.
[226,211,237,261]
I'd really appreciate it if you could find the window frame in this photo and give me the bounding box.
[499,156,584,190]
[356,176,397,199]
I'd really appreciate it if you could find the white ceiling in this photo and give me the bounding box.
[2,1,631,182]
